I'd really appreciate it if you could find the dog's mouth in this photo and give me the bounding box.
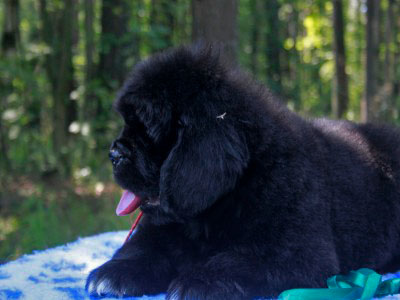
[116,190,160,216]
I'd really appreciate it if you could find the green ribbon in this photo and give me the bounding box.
[278,268,400,300]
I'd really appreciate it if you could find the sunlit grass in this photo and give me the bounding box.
[0,176,132,264]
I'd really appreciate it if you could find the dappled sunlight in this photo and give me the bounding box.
[0,217,18,242]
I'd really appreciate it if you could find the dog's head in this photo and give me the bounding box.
[110,45,249,224]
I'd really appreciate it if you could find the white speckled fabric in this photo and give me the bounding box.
[0,231,164,300]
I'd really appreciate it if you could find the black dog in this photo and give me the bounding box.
[86,45,400,299]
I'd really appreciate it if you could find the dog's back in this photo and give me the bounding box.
[311,118,400,272]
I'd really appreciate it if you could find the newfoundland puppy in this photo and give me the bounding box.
[86,45,400,299]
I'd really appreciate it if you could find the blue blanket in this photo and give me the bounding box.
[1,231,399,300]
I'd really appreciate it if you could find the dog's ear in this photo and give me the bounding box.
[159,110,249,218]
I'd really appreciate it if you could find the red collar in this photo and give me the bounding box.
[124,211,143,244]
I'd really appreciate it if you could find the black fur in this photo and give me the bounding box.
[86,45,400,299]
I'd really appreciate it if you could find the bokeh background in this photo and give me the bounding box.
[0,0,399,263]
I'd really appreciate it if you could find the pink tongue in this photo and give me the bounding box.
[116,190,141,216]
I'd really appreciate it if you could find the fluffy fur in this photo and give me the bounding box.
[86,45,400,299]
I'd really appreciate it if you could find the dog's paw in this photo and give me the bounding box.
[86,260,137,297]
[85,259,161,297]
[166,271,248,300]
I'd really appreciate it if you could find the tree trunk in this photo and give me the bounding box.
[84,0,95,85]
[84,0,95,120]
[362,0,380,122]
[192,0,238,64]
[264,0,282,94]
[332,0,349,119]
[99,0,130,89]
[1,0,20,54]
[39,0,76,174]
[384,1,394,84]
[0,0,20,173]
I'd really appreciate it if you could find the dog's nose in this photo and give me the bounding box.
[109,148,122,165]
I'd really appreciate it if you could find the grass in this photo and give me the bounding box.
[0,175,133,264]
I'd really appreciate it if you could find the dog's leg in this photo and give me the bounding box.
[85,220,187,297]
[166,250,339,300]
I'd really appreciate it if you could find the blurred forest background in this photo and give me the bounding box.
[1,0,399,263]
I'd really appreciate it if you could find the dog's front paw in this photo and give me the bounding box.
[86,259,165,297]
[166,271,249,300]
